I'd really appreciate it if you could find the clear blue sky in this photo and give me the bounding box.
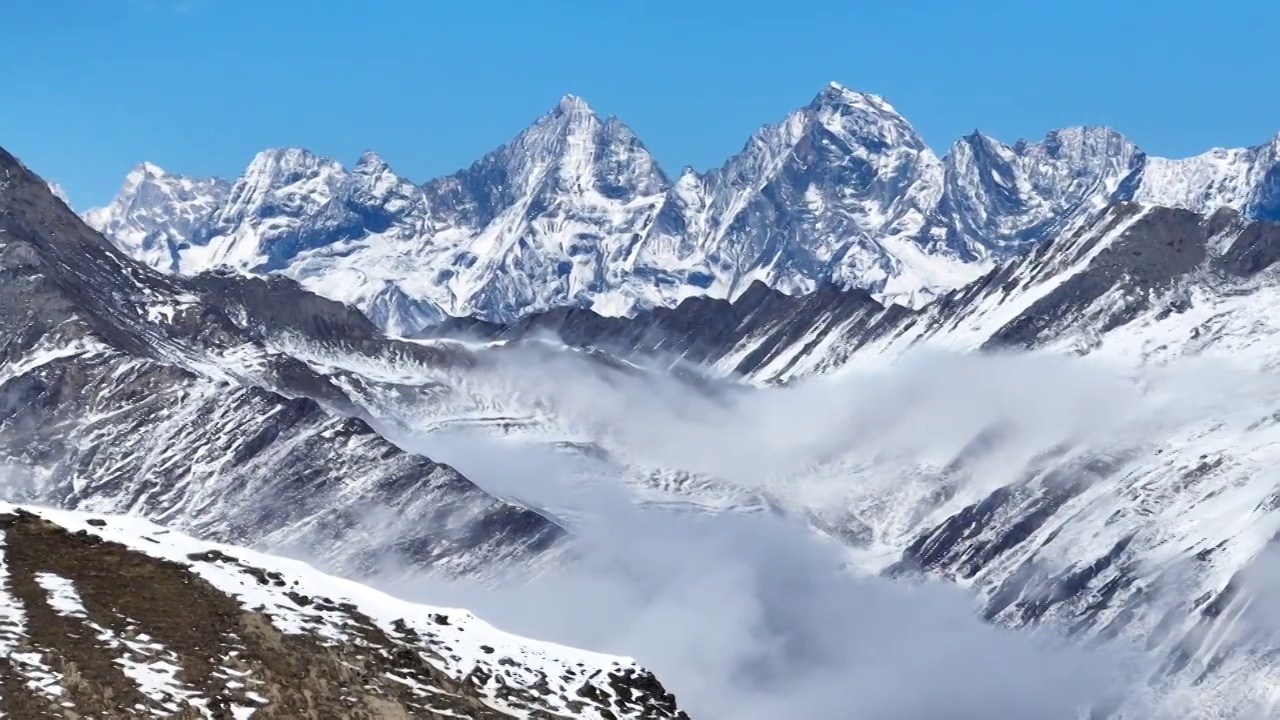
[4,0,1278,209]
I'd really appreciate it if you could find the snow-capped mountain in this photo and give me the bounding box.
[1134,134,1280,217]
[638,83,965,309]
[85,83,1280,333]
[937,126,1145,256]
[0,503,685,718]
[82,162,231,271]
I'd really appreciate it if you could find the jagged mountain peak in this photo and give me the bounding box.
[729,82,930,166]
[553,92,594,115]
[940,122,1145,258]
[83,159,232,271]
[792,83,935,165]
[1046,124,1128,142]
[1039,125,1140,160]
[952,125,1140,165]
[239,146,340,182]
[811,80,899,114]
[525,93,602,139]
[89,87,1280,332]
[440,91,666,202]
[353,148,389,172]
[127,160,167,181]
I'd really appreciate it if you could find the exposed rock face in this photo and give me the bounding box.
[0,504,686,719]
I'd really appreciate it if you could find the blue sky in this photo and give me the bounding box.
[4,0,1278,208]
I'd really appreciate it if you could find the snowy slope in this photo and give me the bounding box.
[1134,135,1280,218]
[0,144,563,580]
[0,502,685,719]
[88,83,1280,334]
[937,126,1144,256]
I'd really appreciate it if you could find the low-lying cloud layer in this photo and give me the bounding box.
[390,481,1129,719]
[269,334,1280,718]
[367,346,1253,718]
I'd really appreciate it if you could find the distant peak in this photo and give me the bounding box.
[253,146,319,165]
[47,181,71,206]
[244,147,334,178]
[554,93,594,116]
[1047,125,1118,139]
[811,82,896,114]
[354,149,388,172]
[1039,126,1136,155]
[128,161,166,180]
[675,166,703,189]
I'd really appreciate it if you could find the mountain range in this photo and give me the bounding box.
[12,80,1280,717]
[85,83,1280,335]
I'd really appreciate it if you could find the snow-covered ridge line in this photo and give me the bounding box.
[86,82,1280,334]
[0,144,566,580]
[0,502,687,719]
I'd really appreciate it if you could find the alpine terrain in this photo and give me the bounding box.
[0,145,695,716]
[16,81,1280,719]
[87,83,1280,335]
[0,503,683,719]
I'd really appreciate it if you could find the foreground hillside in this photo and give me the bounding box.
[0,502,686,719]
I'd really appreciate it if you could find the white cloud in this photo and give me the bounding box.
[290,341,1280,718]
